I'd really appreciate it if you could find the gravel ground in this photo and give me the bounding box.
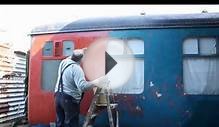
[0,123,30,127]
[0,118,29,127]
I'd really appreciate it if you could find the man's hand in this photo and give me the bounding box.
[90,76,109,89]
[96,76,110,89]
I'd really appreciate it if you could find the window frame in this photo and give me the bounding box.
[109,37,144,59]
[126,38,145,56]
[42,41,54,57]
[183,37,219,58]
[182,36,219,95]
[41,59,62,92]
[108,37,145,94]
[62,40,75,56]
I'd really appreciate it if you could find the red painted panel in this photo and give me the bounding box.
[28,31,108,124]
[28,34,56,124]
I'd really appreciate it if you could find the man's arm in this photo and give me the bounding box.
[73,65,94,92]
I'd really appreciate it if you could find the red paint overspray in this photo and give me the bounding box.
[80,38,107,115]
[82,38,107,81]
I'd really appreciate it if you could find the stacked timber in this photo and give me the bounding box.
[0,43,27,123]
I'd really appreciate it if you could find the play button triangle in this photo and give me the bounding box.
[105,51,117,74]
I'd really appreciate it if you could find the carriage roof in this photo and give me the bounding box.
[30,12,219,35]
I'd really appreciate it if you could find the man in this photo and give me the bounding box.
[54,49,107,127]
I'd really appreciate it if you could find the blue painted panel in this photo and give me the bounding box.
[90,27,219,127]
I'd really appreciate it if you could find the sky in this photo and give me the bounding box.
[1,5,219,52]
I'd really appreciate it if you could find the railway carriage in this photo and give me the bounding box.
[28,12,219,127]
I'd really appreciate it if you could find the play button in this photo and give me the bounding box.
[105,52,117,74]
[82,38,135,90]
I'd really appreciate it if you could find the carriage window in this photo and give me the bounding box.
[183,37,219,95]
[43,41,53,56]
[63,40,74,56]
[127,39,144,54]
[41,60,61,91]
[110,38,144,94]
[183,38,198,54]
[107,39,125,55]
[112,59,144,94]
[199,38,216,55]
